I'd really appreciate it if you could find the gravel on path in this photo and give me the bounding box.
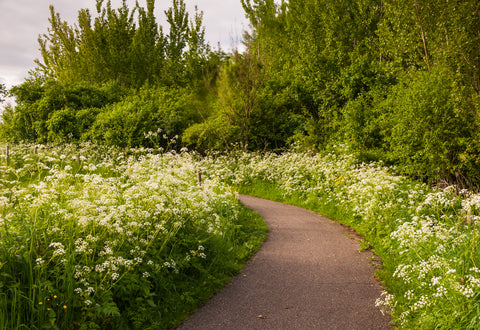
[177,195,392,329]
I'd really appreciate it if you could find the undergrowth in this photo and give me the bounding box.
[0,143,267,329]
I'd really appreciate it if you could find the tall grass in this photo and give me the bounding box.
[0,143,267,329]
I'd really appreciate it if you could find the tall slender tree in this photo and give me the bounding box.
[0,83,6,104]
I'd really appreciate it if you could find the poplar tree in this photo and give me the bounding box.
[34,0,210,89]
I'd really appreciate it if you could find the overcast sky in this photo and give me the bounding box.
[0,0,251,89]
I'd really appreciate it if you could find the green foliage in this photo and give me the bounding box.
[0,83,6,103]
[1,0,221,153]
[184,46,304,151]
[381,67,480,186]
[182,115,239,151]
[239,0,385,150]
[338,56,397,153]
[4,0,480,189]
[3,79,210,149]
[217,50,266,148]
[0,144,268,329]
[47,107,79,141]
[36,0,161,88]
[237,0,480,187]
[378,0,480,86]
[86,86,202,148]
[34,0,212,90]
[3,80,122,143]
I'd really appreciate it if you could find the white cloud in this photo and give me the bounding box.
[0,0,250,87]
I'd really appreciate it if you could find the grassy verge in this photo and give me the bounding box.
[0,144,267,329]
[6,144,480,328]
[202,150,480,329]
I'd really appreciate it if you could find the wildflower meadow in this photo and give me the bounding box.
[0,143,267,329]
[3,143,480,328]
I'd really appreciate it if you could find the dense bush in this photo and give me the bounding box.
[381,67,480,186]
[183,50,305,151]
[237,0,480,188]
[86,87,203,148]
[2,80,122,142]
[2,81,206,149]
[182,114,239,151]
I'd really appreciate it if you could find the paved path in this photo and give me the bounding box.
[177,195,392,329]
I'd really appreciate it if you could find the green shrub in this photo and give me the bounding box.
[3,80,122,143]
[86,86,202,148]
[381,67,479,186]
[182,114,240,151]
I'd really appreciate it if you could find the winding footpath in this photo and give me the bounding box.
[177,195,392,329]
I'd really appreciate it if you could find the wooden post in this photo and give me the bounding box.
[197,170,202,186]
[6,145,9,163]
[34,145,38,155]
[466,212,473,226]
[77,155,81,166]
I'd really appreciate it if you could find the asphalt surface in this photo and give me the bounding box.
[177,195,392,329]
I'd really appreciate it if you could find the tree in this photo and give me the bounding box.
[240,0,385,149]
[33,0,212,89]
[378,0,480,87]
[5,79,122,143]
[217,49,265,148]
[381,67,479,185]
[35,0,159,87]
[2,0,217,146]
[0,83,6,103]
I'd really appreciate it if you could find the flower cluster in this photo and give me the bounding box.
[0,143,254,328]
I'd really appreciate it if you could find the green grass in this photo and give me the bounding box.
[0,144,267,329]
